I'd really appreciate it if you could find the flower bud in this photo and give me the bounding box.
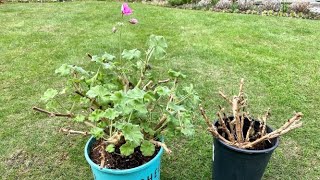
[112,27,117,33]
[129,18,138,25]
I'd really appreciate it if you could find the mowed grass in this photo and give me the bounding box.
[1,1,320,179]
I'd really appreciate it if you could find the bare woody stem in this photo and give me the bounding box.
[33,106,97,128]
[32,107,73,118]
[232,96,243,143]
[242,112,303,149]
[238,78,244,97]
[59,128,89,136]
[199,105,233,145]
[158,79,170,83]
[217,111,235,142]
[99,146,106,169]
[75,90,101,109]
[154,115,167,131]
[208,125,232,145]
[199,105,212,128]
[261,108,270,136]
[150,139,172,154]
[218,91,232,105]
[143,80,153,91]
[245,121,254,142]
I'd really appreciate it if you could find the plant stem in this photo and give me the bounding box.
[128,111,133,123]
[60,128,89,136]
[136,47,155,88]
[119,28,122,63]
[32,106,73,118]
[154,114,167,131]
[55,99,68,112]
[150,139,172,154]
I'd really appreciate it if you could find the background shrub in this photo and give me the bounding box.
[238,0,254,11]
[197,0,212,7]
[261,0,281,12]
[215,0,232,10]
[168,0,192,6]
[289,1,310,13]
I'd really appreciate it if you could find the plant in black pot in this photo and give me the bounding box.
[33,3,199,180]
[200,79,303,180]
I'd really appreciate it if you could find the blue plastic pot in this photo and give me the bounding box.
[84,136,164,180]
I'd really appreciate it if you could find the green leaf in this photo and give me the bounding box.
[180,114,195,136]
[127,88,146,100]
[167,115,180,127]
[168,69,186,79]
[121,123,143,146]
[72,66,89,76]
[91,55,104,63]
[148,35,167,59]
[106,144,115,153]
[140,140,155,156]
[144,91,156,102]
[102,52,116,61]
[41,88,58,102]
[88,109,104,122]
[120,141,136,156]
[141,123,155,136]
[102,62,114,70]
[45,100,59,110]
[55,64,72,76]
[80,97,90,106]
[155,86,171,96]
[132,101,148,114]
[86,85,110,99]
[74,115,86,122]
[103,108,121,120]
[167,102,186,112]
[110,91,125,104]
[90,127,104,139]
[136,60,144,69]
[122,49,141,60]
[114,122,126,130]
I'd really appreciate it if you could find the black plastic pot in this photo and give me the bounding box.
[212,118,279,180]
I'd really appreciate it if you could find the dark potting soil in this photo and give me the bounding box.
[89,140,160,170]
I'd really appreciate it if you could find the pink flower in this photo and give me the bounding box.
[121,3,132,16]
[129,18,138,24]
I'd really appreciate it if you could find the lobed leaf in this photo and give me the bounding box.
[41,88,58,102]
[140,140,155,156]
[90,127,104,139]
[122,49,141,60]
[106,144,115,153]
[120,141,136,156]
[120,123,144,146]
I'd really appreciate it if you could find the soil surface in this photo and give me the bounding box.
[90,140,160,170]
[217,117,275,150]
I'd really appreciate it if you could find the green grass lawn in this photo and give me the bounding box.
[1,1,320,179]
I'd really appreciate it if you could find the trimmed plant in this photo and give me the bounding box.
[200,79,303,179]
[33,3,199,169]
[200,78,302,150]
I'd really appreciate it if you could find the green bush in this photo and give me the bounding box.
[168,0,192,6]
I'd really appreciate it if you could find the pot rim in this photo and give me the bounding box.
[84,136,164,174]
[214,120,279,154]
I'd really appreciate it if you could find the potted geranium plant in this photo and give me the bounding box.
[200,79,303,180]
[33,3,199,180]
